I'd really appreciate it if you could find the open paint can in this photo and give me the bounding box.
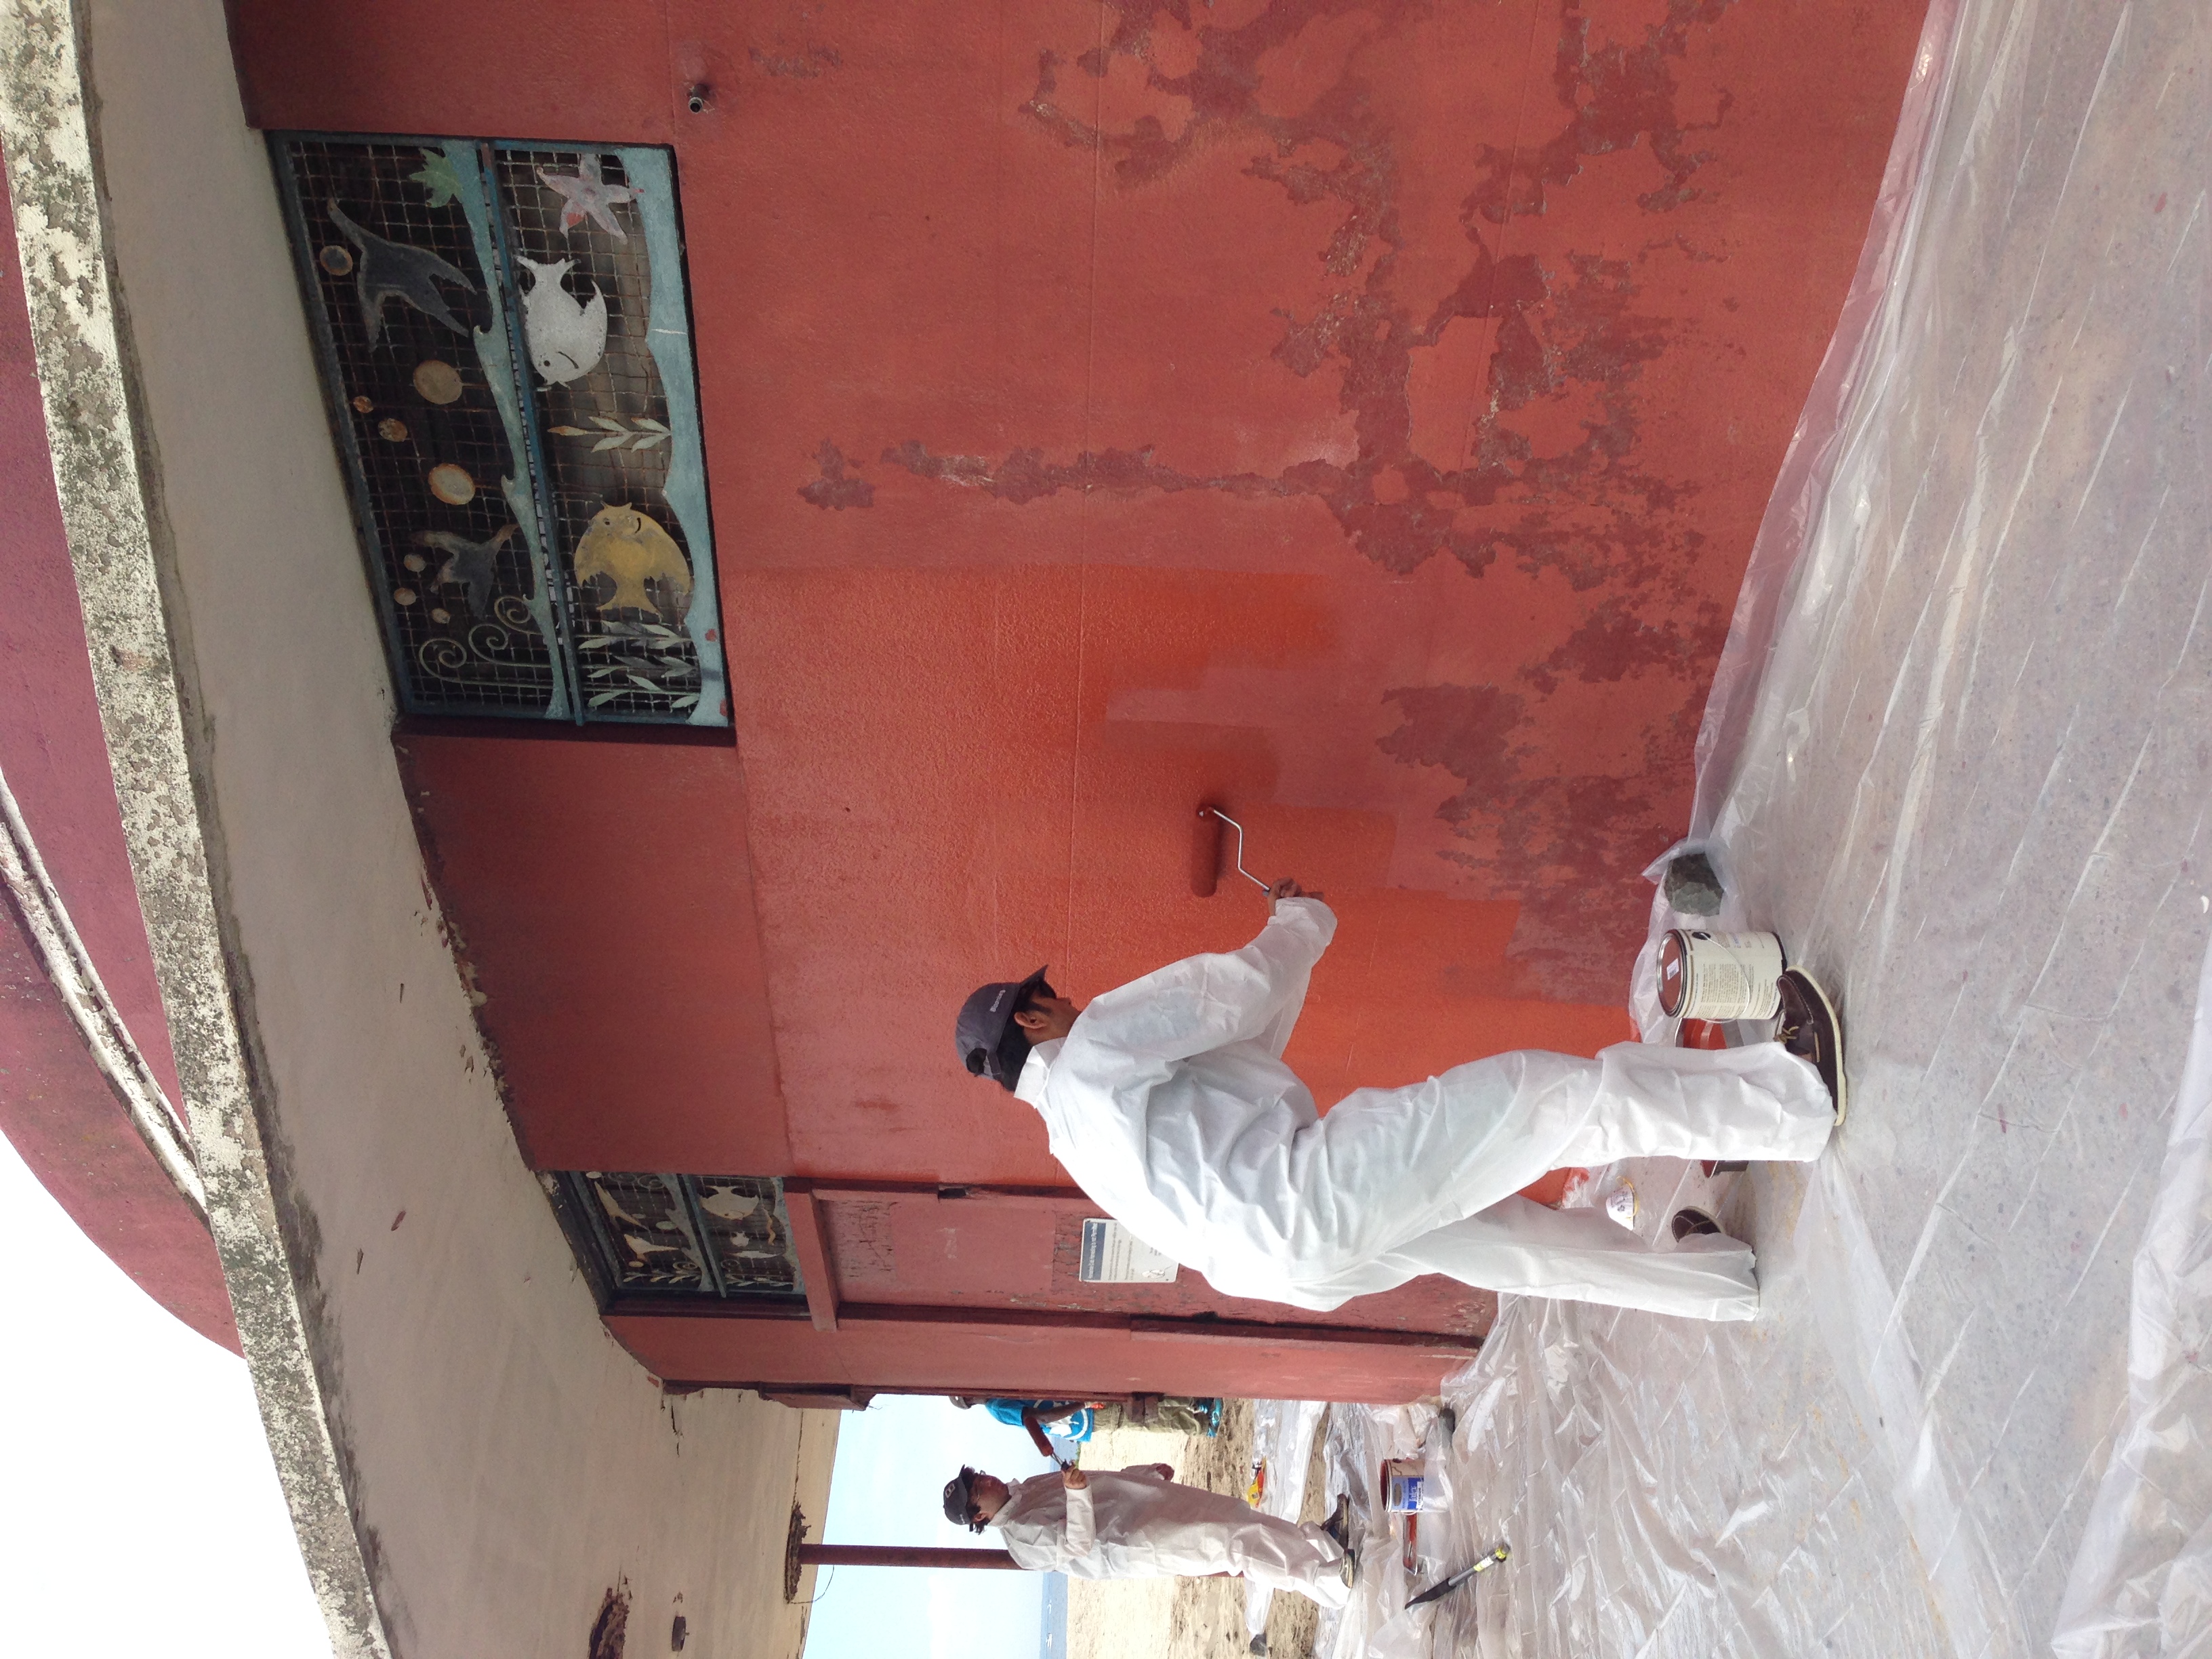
[1657,929,1785,1021]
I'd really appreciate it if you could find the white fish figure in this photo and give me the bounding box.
[516,255,607,385]
[696,1185,762,1221]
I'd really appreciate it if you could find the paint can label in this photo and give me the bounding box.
[1382,1457,1426,1512]
[1662,930,1785,1021]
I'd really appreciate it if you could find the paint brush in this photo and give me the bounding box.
[1405,1543,1509,1609]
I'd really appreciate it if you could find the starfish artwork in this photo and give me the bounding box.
[415,523,518,619]
[535,153,636,241]
[325,201,474,344]
[408,149,466,209]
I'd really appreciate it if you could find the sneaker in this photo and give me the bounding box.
[1671,1208,1721,1242]
[1776,966,1846,1124]
[1321,1493,1352,1551]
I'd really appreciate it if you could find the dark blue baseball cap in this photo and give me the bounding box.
[956,967,1050,1092]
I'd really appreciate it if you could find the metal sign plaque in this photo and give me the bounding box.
[1078,1218,1179,1284]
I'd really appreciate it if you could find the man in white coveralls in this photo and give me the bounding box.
[943,1462,1356,1605]
[954,882,1842,1322]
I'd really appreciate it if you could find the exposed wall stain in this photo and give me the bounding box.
[883,438,1279,506]
[588,1581,630,1659]
[750,45,841,79]
[1376,685,1528,817]
[1382,681,1688,994]
[1469,0,1735,222]
[797,440,874,509]
[1521,594,1728,696]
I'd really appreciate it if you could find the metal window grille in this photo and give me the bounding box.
[552,1172,807,1306]
[272,134,728,727]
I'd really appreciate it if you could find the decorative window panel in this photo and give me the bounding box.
[552,1171,807,1305]
[272,135,727,726]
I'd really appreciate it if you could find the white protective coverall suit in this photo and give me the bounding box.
[989,1467,1350,1609]
[1015,898,1832,1321]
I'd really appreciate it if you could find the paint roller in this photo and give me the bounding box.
[1190,805,1272,899]
[1019,1404,1076,1469]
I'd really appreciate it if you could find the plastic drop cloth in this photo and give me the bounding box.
[1323,0,2212,1653]
[1244,1399,1330,1640]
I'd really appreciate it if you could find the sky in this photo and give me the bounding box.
[0,1130,333,1658]
[804,1394,1066,1659]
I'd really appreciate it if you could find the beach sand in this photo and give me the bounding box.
[1068,1401,1327,1659]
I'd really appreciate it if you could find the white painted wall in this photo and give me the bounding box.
[79,3,834,1655]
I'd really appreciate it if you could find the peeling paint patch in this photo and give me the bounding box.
[817,0,1787,997]
[1468,0,1736,224]
[1520,594,1727,695]
[867,0,1728,594]
[1378,679,1687,996]
[797,440,874,509]
[1377,684,1527,818]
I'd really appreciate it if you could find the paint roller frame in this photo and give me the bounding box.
[1191,805,1271,899]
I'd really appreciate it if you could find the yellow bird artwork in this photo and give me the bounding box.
[571,504,693,621]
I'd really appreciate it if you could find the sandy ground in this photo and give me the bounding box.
[1067,1401,1328,1659]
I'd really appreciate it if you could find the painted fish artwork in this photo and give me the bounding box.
[537,153,635,241]
[325,201,474,344]
[516,257,609,385]
[572,505,691,621]
[416,523,518,618]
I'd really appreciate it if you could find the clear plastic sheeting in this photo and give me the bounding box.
[1244,1399,1329,1640]
[2054,933,2212,1658]
[1316,1404,1446,1659]
[1328,0,2212,1652]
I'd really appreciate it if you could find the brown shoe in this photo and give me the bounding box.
[1776,967,1845,1124]
[1671,1208,1721,1241]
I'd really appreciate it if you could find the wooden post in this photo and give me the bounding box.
[794,1544,1021,1570]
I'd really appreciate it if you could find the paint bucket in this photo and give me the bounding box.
[1656,929,1784,1021]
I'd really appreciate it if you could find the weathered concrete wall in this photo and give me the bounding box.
[2,1,837,1654]
[0,150,234,1340]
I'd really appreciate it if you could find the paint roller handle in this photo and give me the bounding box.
[1020,1407,1060,1463]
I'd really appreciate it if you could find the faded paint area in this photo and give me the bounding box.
[9,3,838,1658]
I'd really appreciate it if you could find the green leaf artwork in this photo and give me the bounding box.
[409,150,466,209]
